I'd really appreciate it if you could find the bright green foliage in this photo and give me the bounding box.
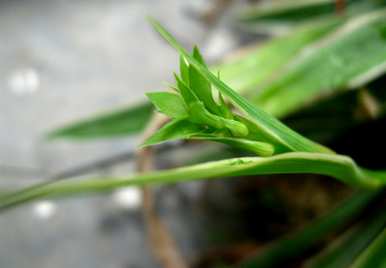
[146,92,188,119]
[149,18,332,154]
[145,47,275,156]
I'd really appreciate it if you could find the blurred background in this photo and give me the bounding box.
[0,1,251,267]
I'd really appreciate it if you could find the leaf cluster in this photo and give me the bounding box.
[144,47,275,156]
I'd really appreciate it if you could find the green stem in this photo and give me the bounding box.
[0,152,385,210]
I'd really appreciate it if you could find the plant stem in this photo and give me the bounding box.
[138,113,188,268]
[335,0,346,15]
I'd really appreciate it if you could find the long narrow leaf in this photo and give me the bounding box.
[237,190,380,268]
[47,102,153,139]
[0,152,385,210]
[305,207,386,268]
[350,227,386,268]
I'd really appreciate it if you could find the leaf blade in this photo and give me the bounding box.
[1,152,385,210]
[47,102,153,140]
[148,18,332,154]
[146,91,188,119]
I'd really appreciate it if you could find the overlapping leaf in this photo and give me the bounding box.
[149,18,332,154]
[305,208,386,268]
[238,190,381,268]
[254,10,386,117]
[237,0,383,34]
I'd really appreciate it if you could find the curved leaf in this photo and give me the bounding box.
[238,190,381,268]
[305,207,386,268]
[0,152,385,210]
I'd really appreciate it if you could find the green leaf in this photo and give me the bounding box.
[350,227,386,268]
[142,119,203,147]
[189,63,220,115]
[146,91,188,119]
[193,135,275,156]
[218,92,233,119]
[174,73,199,105]
[305,208,386,268]
[187,102,249,137]
[236,0,383,34]
[1,152,385,209]
[238,190,381,268]
[192,45,206,65]
[238,0,336,25]
[47,102,153,140]
[215,18,341,93]
[179,55,190,84]
[254,10,386,117]
[149,17,332,154]
[45,19,340,141]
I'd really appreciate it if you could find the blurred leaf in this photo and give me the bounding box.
[146,92,188,119]
[216,19,340,93]
[47,102,153,140]
[350,226,386,268]
[238,0,338,33]
[237,190,381,268]
[237,0,382,34]
[305,207,386,268]
[180,55,190,84]
[254,10,386,117]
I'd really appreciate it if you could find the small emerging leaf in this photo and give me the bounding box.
[194,135,275,156]
[192,46,206,65]
[174,73,199,105]
[189,63,220,115]
[179,56,190,84]
[188,102,249,137]
[142,119,203,147]
[146,92,188,119]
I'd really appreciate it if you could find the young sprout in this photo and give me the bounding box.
[144,47,275,156]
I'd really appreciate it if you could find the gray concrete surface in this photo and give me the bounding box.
[0,0,250,267]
